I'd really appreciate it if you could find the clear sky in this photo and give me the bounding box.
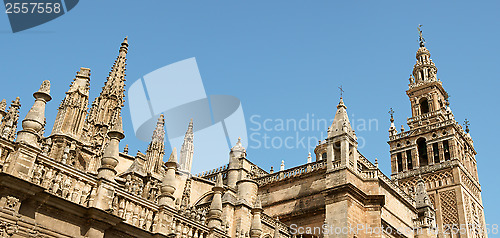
[1,0,499,228]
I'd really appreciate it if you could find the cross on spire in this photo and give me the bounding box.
[388,108,395,122]
[338,85,344,99]
[464,118,470,133]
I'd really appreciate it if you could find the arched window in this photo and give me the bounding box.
[321,152,327,160]
[420,98,430,114]
[417,138,429,167]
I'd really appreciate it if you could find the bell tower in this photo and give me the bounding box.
[388,26,487,237]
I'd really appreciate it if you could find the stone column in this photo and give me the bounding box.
[427,143,434,165]
[402,150,408,171]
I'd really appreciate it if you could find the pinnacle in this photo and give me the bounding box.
[168,147,178,163]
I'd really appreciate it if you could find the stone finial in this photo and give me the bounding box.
[38,80,50,94]
[123,144,129,154]
[375,158,378,168]
[207,173,224,229]
[401,125,405,132]
[250,197,263,238]
[280,160,285,171]
[307,152,312,164]
[230,137,247,159]
[17,80,51,147]
[0,99,6,112]
[97,116,124,181]
[159,148,178,207]
[388,108,398,136]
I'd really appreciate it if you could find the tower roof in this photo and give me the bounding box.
[328,97,355,139]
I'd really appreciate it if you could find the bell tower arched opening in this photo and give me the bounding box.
[417,138,429,167]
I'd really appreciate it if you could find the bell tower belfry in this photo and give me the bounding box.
[388,26,487,238]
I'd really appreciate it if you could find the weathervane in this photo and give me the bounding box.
[464,119,470,133]
[418,24,425,47]
[338,85,344,98]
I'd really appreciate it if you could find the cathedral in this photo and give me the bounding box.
[0,32,487,238]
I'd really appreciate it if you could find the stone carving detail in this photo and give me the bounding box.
[439,189,459,225]
[461,171,480,199]
[32,159,96,206]
[4,196,19,211]
[0,221,18,237]
[429,193,435,209]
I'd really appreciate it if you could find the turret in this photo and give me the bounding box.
[17,80,51,147]
[227,137,246,188]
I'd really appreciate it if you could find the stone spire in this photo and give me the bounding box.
[250,197,263,238]
[51,68,91,139]
[207,173,224,229]
[17,80,52,147]
[144,114,165,175]
[180,178,192,208]
[179,119,194,173]
[85,37,128,148]
[159,148,177,207]
[0,97,21,141]
[327,97,355,139]
[97,115,125,181]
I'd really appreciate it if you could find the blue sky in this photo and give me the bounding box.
[1,0,499,227]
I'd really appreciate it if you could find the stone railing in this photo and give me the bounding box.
[248,161,269,179]
[389,130,415,141]
[15,146,226,237]
[360,169,378,180]
[407,110,444,124]
[195,164,228,182]
[111,190,158,231]
[331,160,341,170]
[256,160,327,186]
[261,212,290,237]
[31,155,98,207]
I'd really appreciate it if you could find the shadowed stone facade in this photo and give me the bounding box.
[0,34,487,238]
